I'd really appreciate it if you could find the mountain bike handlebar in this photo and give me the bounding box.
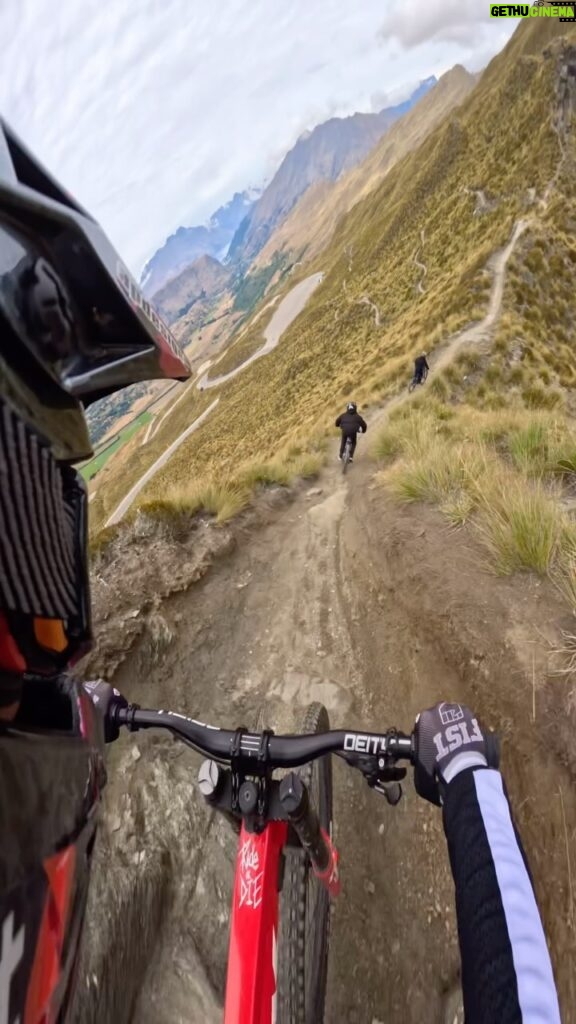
[112,704,415,768]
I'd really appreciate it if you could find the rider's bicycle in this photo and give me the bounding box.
[408,369,428,394]
[341,436,354,474]
[97,688,417,1024]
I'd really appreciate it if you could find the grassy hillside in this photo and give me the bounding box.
[90,18,576,542]
[252,64,477,269]
[80,412,152,483]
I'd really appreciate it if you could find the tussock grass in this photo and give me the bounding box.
[551,550,576,619]
[90,20,576,557]
[475,476,561,575]
[440,490,476,527]
[289,452,323,479]
[376,401,576,582]
[136,448,324,528]
[141,479,250,524]
[237,451,322,489]
[238,461,292,488]
[523,383,563,410]
[507,421,550,475]
[385,440,470,504]
[374,406,449,460]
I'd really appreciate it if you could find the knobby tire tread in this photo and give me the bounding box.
[277,702,332,1024]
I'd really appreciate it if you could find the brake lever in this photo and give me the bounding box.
[342,752,407,805]
[370,780,403,806]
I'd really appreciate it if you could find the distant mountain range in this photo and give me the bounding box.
[227,77,437,266]
[151,254,233,325]
[251,66,477,269]
[142,78,437,300]
[140,189,259,297]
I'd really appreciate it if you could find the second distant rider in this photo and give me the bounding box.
[335,401,367,463]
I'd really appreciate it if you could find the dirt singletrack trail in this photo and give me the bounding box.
[95,207,575,1024]
[93,204,576,1016]
[378,215,529,429]
[109,441,575,1024]
[114,460,467,1024]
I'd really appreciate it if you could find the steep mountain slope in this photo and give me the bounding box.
[84,19,576,1022]
[141,190,257,296]
[252,64,477,268]
[228,78,436,265]
[90,16,575,539]
[151,255,232,325]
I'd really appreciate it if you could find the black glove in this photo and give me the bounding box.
[413,701,498,806]
[83,680,128,743]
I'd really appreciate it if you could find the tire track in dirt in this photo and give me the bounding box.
[103,460,466,1024]
[85,87,576,1023]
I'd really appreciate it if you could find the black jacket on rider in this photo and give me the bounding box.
[414,355,429,379]
[335,411,367,437]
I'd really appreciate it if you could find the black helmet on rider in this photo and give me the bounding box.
[0,119,192,1021]
[347,402,357,413]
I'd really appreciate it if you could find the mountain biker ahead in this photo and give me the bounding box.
[0,124,560,1023]
[335,401,367,462]
[413,350,429,385]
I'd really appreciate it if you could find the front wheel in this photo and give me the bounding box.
[277,703,333,1024]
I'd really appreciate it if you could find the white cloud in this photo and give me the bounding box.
[2,0,515,275]
[379,0,516,49]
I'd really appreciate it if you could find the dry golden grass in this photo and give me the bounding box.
[134,449,323,529]
[90,20,576,549]
[474,474,562,576]
[376,402,576,583]
[252,66,477,268]
[141,478,251,524]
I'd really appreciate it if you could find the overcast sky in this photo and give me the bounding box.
[1,0,515,276]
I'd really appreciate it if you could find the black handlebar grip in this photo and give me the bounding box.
[485,731,501,770]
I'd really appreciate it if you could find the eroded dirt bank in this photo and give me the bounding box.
[72,455,576,1024]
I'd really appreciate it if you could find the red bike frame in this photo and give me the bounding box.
[224,821,340,1024]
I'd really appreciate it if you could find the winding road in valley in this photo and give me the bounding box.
[197,272,324,390]
[105,213,527,529]
[105,272,324,525]
[105,399,220,527]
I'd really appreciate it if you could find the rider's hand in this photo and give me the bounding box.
[413,701,494,806]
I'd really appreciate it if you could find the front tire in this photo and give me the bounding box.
[277,703,333,1024]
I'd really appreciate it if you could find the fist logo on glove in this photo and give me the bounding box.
[414,702,497,806]
[433,703,484,759]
